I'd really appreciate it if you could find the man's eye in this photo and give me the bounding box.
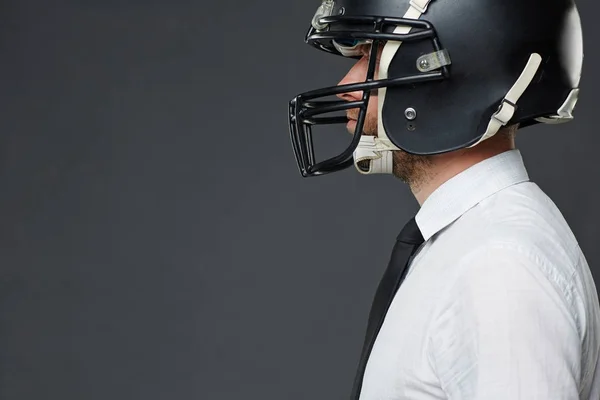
[336,38,360,47]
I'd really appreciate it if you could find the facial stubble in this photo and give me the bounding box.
[350,108,434,189]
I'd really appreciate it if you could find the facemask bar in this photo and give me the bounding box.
[288,15,449,177]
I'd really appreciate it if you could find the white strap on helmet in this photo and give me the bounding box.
[468,52,542,147]
[353,136,396,174]
[535,88,579,124]
[353,0,433,175]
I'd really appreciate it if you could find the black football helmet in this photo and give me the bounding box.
[288,0,583,177]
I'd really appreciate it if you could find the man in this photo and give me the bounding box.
[288,0,600,399]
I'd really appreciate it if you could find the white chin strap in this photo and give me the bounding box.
[353,136,396,174]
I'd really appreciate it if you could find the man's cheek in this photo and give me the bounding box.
[368,99,378,117]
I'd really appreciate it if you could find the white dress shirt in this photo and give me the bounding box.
[358,149,600,399]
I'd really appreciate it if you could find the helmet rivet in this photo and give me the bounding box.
[405,107,417,120]
[419,59,429,70]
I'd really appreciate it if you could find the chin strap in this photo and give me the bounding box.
[353,0,433,175]
[353,136,396,174]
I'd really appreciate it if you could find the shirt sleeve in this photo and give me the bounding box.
[427,245,582,399]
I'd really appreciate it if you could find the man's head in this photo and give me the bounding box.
[288,0,583,179]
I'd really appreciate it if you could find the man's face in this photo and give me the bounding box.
[335,42,434,185]
[336,44,380,136]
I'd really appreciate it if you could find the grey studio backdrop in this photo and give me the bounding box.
[0,0,597,399]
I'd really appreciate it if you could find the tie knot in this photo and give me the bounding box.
[397,217,424,245]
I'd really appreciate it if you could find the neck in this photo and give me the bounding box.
[411,137,516,206]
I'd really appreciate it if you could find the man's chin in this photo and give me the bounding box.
[346,119,357,133]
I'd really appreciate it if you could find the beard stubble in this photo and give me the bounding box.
[347,108,434,188]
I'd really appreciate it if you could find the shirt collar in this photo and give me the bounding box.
[415,149,530,241]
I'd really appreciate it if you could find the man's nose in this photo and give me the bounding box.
[336,60,366,102]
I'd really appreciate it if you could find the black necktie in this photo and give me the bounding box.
[350,216,425,400]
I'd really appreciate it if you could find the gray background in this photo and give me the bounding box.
[0,0,597,399]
